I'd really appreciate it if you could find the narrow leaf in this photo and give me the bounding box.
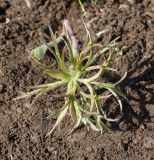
[67,101,82,134]
[81,68,103,82]
[79,81,95,112]
[46,104,69,136]
[45,69,70,80]
[13,89,41,100]
[30,80,67,90]
[82,118,101,131]
[48,26,63,70]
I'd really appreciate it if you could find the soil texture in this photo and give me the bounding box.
[0,0,154,159]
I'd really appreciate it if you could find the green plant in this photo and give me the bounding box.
[78,0,98,15]
[78,0,86,14]
[91,0,97,4]
[15,19,126,135]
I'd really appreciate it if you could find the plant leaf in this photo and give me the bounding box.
[30,80,67,90]
[79,81,95,112]
[45,69,71,80]
[61,35,75,67]
[96,115,107,130]
[82,117,101,131]
[13,89,41,100]
[48,26,63,70]
[82,19,93,44]
[81,68,103,82]
[31,44,47,60]
[67,100,82,134]
[107,88,123,113]
[91,81,125,114]
[46,104,69,136]
[91,81,126,98]
[67,80,77,95]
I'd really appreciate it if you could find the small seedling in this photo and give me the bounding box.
[15,19,126,135]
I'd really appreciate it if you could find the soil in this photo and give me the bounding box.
[0,0,154,160]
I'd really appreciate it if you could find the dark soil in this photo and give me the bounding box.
[0,0,154,159]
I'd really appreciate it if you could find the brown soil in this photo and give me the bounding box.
[0,0,154,159]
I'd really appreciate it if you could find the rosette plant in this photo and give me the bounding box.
[15,19,126,135]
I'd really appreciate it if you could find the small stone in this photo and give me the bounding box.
[25,0,31,8]
[132,139,138,144]
[0,84,3,93]
[23,102,31,109]
[17,107,22,114]
[132,136,141,145]
[119,4,129,10]
[127,0,136,4]
[30,133,39,143]
[117,142,123,151]
[143,137,154,149]
[47,146,56,153]
[5,18,10,24]
[140,124,145,130]
[119,121,128,130]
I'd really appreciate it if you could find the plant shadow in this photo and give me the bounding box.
[102,54,154,131]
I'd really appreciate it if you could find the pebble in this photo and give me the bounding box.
[117,142,123,151]
[0,1,9,10]
[30,133,39,143]
[119,4,129,10]
[17,107,22,114]
[47,146,57,153]
[5,18,10,24]
[132,136,141,144]
[0,84,3,93]
[24,0,31,8]
[127,0,136,4]
[140,124,145,130]
[132,139,138,144]
[23,102,31,109]
[143,137,154,149]
[119,121,129,131]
